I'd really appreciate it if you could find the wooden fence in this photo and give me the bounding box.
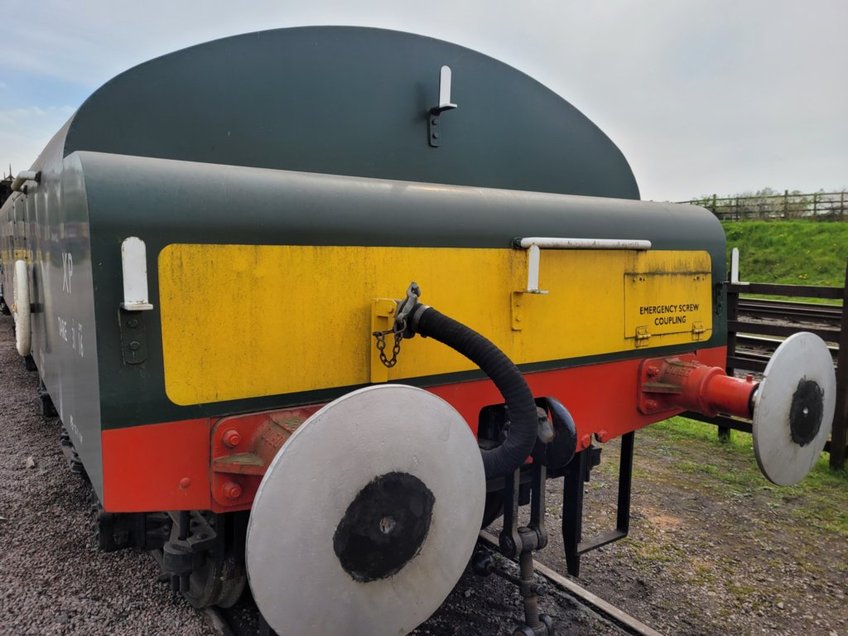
[680,191,848,221]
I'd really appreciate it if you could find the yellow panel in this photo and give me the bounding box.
[623,260,712,343]
[158,245,712,405]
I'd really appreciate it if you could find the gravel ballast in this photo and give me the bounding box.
[0,317,210,636]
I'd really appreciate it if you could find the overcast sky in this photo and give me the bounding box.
[0,0,844,201]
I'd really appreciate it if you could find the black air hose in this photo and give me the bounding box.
[410,304,538,479]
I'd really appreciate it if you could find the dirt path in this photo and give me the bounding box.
[0,318,210,635]
[532,428,847,635]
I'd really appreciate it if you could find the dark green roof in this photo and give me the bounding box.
[64,26,639,200]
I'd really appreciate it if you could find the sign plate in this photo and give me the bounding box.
[624,263,712,342]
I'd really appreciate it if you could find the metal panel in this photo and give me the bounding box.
[158,244,714,406]
[76,151,725,428]
[64,27,639,200]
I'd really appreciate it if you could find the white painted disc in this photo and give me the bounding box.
[753,332,835,486]
[13,259,30,356]
[246,385,486,636]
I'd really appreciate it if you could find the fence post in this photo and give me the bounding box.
[813,192,818,217]
[830,259,848,470]
[712,194,717,214]
[720,277,740,443]
[783,189,789,219]
[841,191,845,220]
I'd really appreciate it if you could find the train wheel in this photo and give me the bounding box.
[183,549,246,609]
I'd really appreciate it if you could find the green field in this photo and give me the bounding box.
[722,220,848,287]
[656,416,847,514]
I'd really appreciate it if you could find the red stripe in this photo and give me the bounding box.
[101,346,726,512]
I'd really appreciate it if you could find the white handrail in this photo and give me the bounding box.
[516,237,652,250]
[515,236,652,293]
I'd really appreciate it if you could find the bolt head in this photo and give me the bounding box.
[646,365,660,378]
[645,399,658,410]
[223,481,242,500]
[222,429,241,448]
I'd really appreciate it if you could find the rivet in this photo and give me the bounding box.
[596,430,609,443]
[179,477,191,490]
[646,366,660,378]
[579,434,591,449]
[128,340,141,351]
[645,399,658,410]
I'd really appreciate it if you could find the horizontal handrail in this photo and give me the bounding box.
[515,237,652,250]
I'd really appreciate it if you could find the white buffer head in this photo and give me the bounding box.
[752,332,836,486]
[246,384,486,636]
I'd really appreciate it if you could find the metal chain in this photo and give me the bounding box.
[372,283,421,369]
[373,327,404,368]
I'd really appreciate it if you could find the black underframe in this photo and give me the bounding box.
[561,432,634,577]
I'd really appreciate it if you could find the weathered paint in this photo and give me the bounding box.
[159,244,712,405]
[99,346,726,513]
[77,152,726,431]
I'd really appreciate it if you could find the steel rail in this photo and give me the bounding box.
[737,299,842,323]
[206,533,664,636]
[479,531,664,636]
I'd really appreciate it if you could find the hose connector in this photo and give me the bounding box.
[395,283,540,479]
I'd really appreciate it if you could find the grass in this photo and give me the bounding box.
[722,220,848,289]
[648,416,848,535]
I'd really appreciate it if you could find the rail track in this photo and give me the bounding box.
[205,532,663,636]
[729,296,844,374]
[736,298,842,325]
